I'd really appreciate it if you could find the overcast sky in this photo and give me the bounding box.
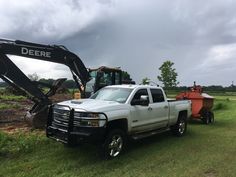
[1,0,236,86]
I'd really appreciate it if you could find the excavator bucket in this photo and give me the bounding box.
[25,78,67,129]
[25,105,49,129]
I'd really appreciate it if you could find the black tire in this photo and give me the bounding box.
[202,111,210,125]
[171,114,187,137]
[209,112,214,123]
[101,129,126,159]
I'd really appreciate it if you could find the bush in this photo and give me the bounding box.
[213,102,228,111]
[5,86,27,96]
[0,103,21,110]
[0,95,26,101]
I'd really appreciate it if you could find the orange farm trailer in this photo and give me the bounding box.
[176,82,214,124]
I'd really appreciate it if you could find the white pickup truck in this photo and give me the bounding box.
[46,85,191,158]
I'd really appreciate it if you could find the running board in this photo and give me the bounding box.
[131,128,169,140]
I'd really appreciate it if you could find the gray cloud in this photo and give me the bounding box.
[1,0,236,86]
[0,0,114,42]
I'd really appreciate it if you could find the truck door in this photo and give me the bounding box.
[148,89,169,128]
[130,88,153,133]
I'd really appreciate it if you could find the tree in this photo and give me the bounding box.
[0,81,7,87]
[39,78,54,86]
[63,80,76,89]
[122,71,131,81]
[142,77,150,85]
[28,72,39,81]
[157,60,179,88]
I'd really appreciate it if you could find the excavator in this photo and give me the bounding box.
[0,39,133,128]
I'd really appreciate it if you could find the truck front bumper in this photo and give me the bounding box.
[46,105,108,145]
[47,126,106,144]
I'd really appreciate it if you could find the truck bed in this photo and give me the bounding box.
[167,98,185,102]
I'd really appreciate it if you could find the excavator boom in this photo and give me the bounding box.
[0,39,90,89]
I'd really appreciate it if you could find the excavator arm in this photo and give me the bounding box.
[0,39,90,127]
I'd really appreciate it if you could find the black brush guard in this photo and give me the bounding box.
[46,104,108,144]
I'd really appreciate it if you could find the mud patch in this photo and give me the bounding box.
[204,168,217,177]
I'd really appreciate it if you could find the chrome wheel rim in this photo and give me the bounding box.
[178,120,185,134]
[108,135,123,157]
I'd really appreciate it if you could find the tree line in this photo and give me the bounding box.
[0,61,235,92]
[1,79,235,92]
[142,60,236,92]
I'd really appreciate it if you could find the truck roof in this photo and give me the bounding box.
[106,84,162,89]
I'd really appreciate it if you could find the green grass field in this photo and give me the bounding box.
[0,96,236,177]
[0,95,26,101]
[0,95,26,110]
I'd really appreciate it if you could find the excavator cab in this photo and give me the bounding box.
[84,66,122,97]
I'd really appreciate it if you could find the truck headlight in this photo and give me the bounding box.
[74,112,106,127]
[87,113,99,127]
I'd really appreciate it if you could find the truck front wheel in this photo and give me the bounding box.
[102,129,126,159]
[171,115,187,137]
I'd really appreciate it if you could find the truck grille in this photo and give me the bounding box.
[52,108,70,130]
[49,105,108,130]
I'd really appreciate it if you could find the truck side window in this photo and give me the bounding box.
[132,89,149,102]
[151,89,165,103]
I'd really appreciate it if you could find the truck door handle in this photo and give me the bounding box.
[164,106,168,109]
[148,107,152,111]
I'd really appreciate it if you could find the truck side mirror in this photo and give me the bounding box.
[131,95,149,106]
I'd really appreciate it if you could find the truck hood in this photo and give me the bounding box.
[57,99,126,112]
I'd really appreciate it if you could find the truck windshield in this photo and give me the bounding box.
[90,87,133,103]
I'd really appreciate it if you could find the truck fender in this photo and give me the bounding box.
[106,119,128,134]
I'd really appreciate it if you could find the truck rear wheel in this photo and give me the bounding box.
[102,129,126,159]
[171,114,187,137]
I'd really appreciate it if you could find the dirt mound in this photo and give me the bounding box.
[0,93,73,130]
[0,122,31,134]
